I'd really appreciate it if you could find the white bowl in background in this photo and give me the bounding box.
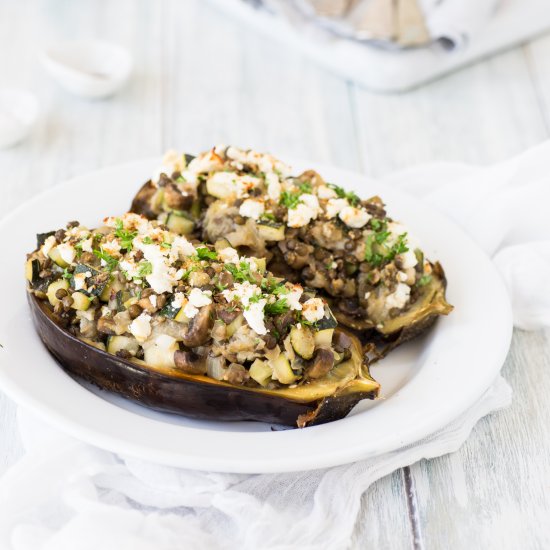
[40,40,133,99]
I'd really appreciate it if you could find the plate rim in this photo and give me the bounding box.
[0,157,513,473]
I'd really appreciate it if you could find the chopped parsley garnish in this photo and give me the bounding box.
[279,190,303,210]
[298,181,312,194]
[196,247,218,261]
[389,233,409,259]
[265,298,290,316]
[271,284,290,295]
[142,236,153,245]
[114,219,138,251]
[225,261,256,283]
[93,233,104,242]
[364,219,409,267]
[93,249,118,272]
[279,180,314,209]
[180,266,197,280]
[176,175,186,183]
[137,261,153,277]
[327,183,360,206]
[364,234,384,267]
[418,275,432,287]
[259,212,277,222]
[62,268,73,281]
[161,242,172,249]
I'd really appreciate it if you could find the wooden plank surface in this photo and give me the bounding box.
[1,0,549,547]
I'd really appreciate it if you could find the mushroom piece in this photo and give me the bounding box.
[174,350,207,374]
[181,304,214,347]
[307,348,335,379]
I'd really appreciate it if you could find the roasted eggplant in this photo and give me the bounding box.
[26,214,379,427]
[130,146,453,343]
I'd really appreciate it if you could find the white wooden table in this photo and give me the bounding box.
[1,1,549,547]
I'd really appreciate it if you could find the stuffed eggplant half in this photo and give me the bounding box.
[26,213,379,427]
[131,146,453,345]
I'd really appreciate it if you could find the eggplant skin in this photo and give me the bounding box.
[130,181,160,220]
[28,294,378,428]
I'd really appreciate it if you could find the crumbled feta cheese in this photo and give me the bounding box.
[129,313,152,342]
[188,288,212,308]
[364,292,371,300]
[302,298,325,323]
[172,292,185,309]
[41,236,56,257]
[151,150,189,183]
[317,185,337,200]
[135,241,178,294]
[222,282,261,307]
[102,239,121,255]
[282,194,321,228]
[119,259,140,279]
[206,171,239,199]
[239,198,265,220]
[386,283,411,310]
[266,172,281,201]
[243,299,267,335]
[285,285,303,311]
[338,206,371,228]
[188,149,224,174]
[73,272,87,291]
[218,247,240,264]
[183,301,199,319]
[80,238,93,253]
[149,295,157,308]
[170,236,196,259]
[57,243,76,265]
[325,198,349,219]
[397,271,408,282]
[396,250,418,269]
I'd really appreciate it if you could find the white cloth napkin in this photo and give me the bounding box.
[209,0,550,91]
[4,141,550,548]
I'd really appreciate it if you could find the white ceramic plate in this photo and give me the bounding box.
[0,158,512,473]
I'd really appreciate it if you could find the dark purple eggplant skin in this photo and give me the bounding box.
[28,293,377,427]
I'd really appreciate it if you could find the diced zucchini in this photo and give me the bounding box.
[151,188,165,212]
[123,296,138,309]
[272,353,298,385]
[115,290,131,311]
[257,222,285,242]
[36,231,55,248]
[214,238,233,252]
[225,314,244,338]
[174,308,188,323]
[289,326,315,360]
[160,299,179,319]
[249,359,273,387]
[253,257,266,273]
[25,259,40,284]
[314,328,334,349]
[48,246,68,268]
[144,336,178,368]
[165,211,194,235]
[46,279,70,307]
[107,335,140,356]
[316,308,338,330]
[99,277,123,302]
[71,291,92,311]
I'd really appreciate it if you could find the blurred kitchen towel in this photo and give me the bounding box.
[208,0,550,91]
